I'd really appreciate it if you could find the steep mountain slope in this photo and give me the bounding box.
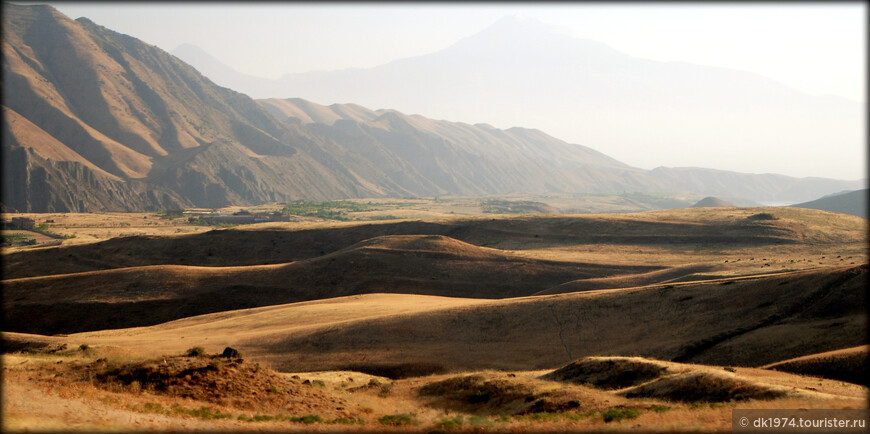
[790,189,867,219]
[2,4,381,211]
[0,4,648,211]
[175,16,865,181]
[258,98,863,204]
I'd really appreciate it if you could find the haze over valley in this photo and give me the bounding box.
[2,3,867,432]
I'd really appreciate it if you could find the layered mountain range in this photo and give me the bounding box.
[1,4,863,212]
[174,15,865,181]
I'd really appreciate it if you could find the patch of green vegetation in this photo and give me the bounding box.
[293,414,323,424]
[364,214,402,221]
[282,200,376,221]
[468,415,493,427]
[159,209,185,219]
[379,413,418,426]
[602,408,641,423]
[649,405,672,413]
[140,402,169,414]
[173,405,232,420]
[2,233,34,244]
[377,383,393,397]
[237,413,322,424]
[512,411,597,423]
[481,199,532,214]
[437,415,465,429]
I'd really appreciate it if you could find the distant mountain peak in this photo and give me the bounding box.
[476,13,571,39]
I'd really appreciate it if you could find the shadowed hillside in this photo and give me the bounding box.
[791,189,868,219]
[11,265,863,374]
[3,235,660,334]
[4,207,862,279]
[762,346,868,385]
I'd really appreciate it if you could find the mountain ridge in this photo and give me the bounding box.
[2,4,863,212]
[173,14,863,180]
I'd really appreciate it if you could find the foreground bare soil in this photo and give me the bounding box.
[3,345,866,432]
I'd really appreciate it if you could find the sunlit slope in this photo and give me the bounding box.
[3,207,864,279]
[4,235,659,334]
[13,264,862,373]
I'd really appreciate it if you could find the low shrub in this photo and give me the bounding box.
[174,405,231,420]
[379,414,417,426]
[649,404,671,413]
[185,346,206,357]
[602,408,641,422]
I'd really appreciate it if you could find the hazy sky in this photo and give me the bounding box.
[44,2,866,103]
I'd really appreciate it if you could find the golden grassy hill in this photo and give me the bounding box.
[4,208,866,335]
[7,263,863,376]
[762,345,867,385]
[4,207,864,279]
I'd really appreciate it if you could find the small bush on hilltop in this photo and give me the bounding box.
[185,346,206,357]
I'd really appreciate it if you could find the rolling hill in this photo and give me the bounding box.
[5,264,864,373]
[691,197,735,208]
[2,3,863,213]
[4,207,866,336]
[791,189,867,218]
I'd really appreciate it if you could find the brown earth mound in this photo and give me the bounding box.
[543,357,791,403]
[417,373,584,416]
[540,357,670,389]
[620,371,788,402]
[76,351,351,415]
[763,346,868,385]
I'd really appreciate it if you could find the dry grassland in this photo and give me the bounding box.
[3,347,865,432]
[2,205,866,432]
